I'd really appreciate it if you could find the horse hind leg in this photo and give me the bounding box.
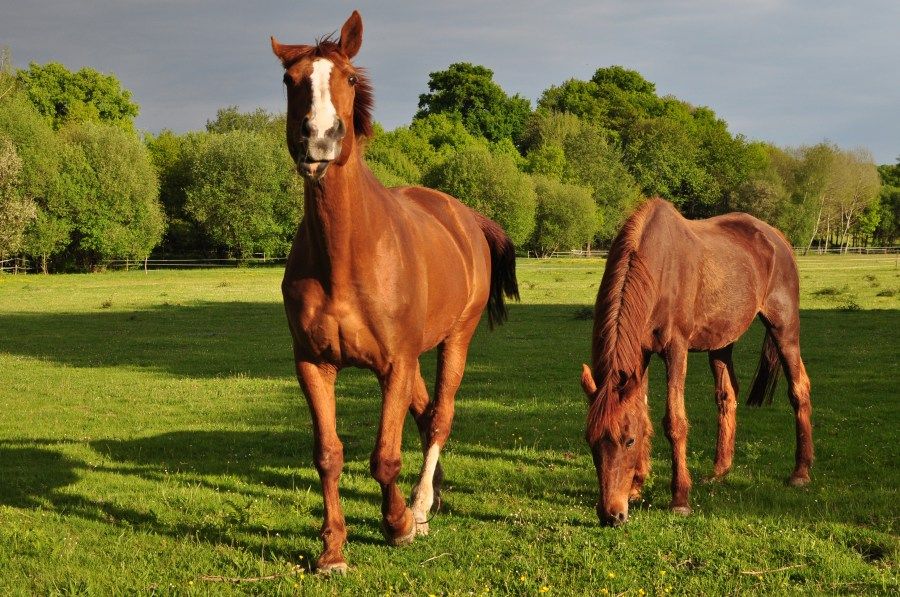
[767,323,814,486]
[706,345,738,482]
[411,325,477,531]
[408,363,444,536]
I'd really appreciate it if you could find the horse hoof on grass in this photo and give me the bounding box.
[671,505,692,517]
[415,518,430,536]
[382,509,417,546]
[316,561,349,575]
[788,475,810,487]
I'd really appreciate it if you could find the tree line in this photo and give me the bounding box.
[1,52,896,272]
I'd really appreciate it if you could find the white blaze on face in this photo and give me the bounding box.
[309,58,337,142]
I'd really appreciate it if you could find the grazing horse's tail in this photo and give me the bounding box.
[474,213,520,329]
[747,328,782,406]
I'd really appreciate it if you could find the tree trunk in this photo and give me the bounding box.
[804,200,825,256]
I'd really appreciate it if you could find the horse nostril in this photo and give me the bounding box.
[616,512,626,522]
[332,117,345,137]
[301,117,312,138]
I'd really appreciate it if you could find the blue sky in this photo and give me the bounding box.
[4,0,898,163]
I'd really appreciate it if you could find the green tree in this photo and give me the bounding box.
[145,129,204,254]
[416,63,531,144]
[23,207,71,273]
[64,122,164,264]
[0,137,37,259]
[206,105,278,135]
[529,175,598,256]
[16,62,139,130]
[872,161,899,245]
[181,129,301,258]
[522,111,641,240]
[423,146,536,245]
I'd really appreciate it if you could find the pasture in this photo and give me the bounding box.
[0,255,897,594]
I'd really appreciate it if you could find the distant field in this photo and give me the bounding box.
[0,255,897,594]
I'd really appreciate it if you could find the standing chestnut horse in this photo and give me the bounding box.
[271,12,518,572]
[580,198,813,526]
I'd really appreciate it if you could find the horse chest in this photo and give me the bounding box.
[283,278,383,366]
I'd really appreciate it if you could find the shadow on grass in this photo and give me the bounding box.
[0,302,897,544]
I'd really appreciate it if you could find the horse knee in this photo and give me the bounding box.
[715,389,735,413]
[370,454,402,486]
[663,415,688,442]
[315,443,344,478]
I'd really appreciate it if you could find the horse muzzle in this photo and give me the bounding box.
[298,158,331,181]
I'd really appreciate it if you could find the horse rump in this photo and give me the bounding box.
[746,328,782,406]
[473,212,519,328]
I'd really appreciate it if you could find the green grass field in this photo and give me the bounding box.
[0,255,897,595]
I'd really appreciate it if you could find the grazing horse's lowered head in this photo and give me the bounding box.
[271,10,372,181]
[581,364,653,527]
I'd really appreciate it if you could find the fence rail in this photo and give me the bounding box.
[3,247,899,273]
[0,258,32,273]
[527,247,900,259]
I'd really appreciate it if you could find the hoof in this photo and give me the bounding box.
[382,509,417,546]
[788,475,810,487]
[671,505,692,517]
[415,518,430,536]
[316,561,348,575]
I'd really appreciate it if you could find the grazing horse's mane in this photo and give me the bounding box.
[276,35,374,138]
[586,199,658,443]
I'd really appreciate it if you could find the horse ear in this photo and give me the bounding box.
[271,37,290,66]
[581,364,597,398]
[271,37,312,68]
[339,10,363,58]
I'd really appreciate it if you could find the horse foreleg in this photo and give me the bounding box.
[630,365,651,502]
[663,345,692,515]
[296,361,347,573]
[707,345,738,481]
[411,330,474,532]
[372,362,417,546]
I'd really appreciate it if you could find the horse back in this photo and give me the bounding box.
[637,202,787,351]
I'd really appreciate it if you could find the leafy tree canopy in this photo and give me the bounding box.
[416,63,531,144]
[16,62,139,130]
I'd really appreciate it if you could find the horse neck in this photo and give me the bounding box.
[300,145,384,282]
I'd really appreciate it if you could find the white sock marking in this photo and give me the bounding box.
[412,444,440,521]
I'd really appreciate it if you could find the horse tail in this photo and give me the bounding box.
[475,213,520,329]
[746,328,782,406]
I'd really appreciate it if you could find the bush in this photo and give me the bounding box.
[423,146,536,246]
[530,175,599,256]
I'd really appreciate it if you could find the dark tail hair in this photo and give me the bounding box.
[746,328,782,406]
[475,213,519,329]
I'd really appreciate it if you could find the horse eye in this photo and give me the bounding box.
[625,438,636,448]
[348,74,358,86]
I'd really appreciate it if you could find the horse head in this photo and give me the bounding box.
[271,11,373,181]
[582,364,652,526]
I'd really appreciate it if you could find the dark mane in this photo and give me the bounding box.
[586,199,657,443]
[277,35,374,138]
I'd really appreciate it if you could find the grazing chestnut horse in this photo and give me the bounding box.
[580,198,813,526]
[271,12,519,572]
